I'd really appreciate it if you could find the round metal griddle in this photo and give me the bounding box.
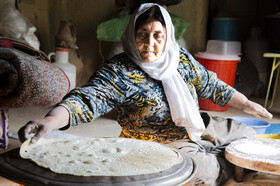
[0,147,197,186]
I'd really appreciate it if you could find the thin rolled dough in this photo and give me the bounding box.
[233,143,279,156]
[20,137,183,176]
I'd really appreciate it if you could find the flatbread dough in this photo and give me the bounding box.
[233,143,279,156]
[20,137,183,176]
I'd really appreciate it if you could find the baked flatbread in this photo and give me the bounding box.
[233,143,280,156]
[20,137,183,176]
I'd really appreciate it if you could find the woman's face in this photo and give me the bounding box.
[135,18,166,62]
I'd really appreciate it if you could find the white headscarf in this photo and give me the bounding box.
[121,3,205,141]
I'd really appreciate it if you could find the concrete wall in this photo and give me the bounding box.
[4,0,279,110]
[18,0,208,86]
[168,0,209,54]
[19,0,116,85]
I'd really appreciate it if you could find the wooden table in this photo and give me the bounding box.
[225,138,280,182]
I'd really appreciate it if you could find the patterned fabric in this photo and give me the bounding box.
[0,109,8,149]
[59,47,235,142]
[0,47,69,108]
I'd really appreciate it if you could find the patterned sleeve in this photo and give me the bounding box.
[180,47,236,107]
[57,57,134,127]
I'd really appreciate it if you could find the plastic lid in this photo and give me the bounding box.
[213,17,236,20]
[195,52,241,61]
[206,40,241,56]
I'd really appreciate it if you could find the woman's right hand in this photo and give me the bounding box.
[18,117,56,143]
[17,106,70,143]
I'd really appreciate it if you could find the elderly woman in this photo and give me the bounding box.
[18,3,272,185]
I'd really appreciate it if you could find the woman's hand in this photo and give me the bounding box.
[228,91,273,119]
[241,100,273,119]
[17,106,70,143]
[18,117,56,143]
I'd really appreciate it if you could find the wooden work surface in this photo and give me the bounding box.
[225,138,280,175]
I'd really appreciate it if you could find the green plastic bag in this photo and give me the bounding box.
[97,14,189,42]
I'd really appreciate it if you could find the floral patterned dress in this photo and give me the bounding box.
[58,47,235,142]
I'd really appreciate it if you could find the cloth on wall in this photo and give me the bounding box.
[0,38,69,108]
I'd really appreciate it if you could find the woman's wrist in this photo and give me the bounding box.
[228,91,249,109]
[45,106,70,130]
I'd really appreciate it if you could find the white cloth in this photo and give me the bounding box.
[121,3,205,141]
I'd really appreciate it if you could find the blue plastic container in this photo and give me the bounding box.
[226,117,270,134]
[210,18,238,41]
[265,124,280,134]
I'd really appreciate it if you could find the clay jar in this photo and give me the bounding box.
[55,21,84,85]
[55,21,77,49]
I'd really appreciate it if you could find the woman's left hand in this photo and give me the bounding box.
[228,91,273,119]
[242,100,273,119]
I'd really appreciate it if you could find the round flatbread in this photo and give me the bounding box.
[20,137,183,176]
[233,143,279,156]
